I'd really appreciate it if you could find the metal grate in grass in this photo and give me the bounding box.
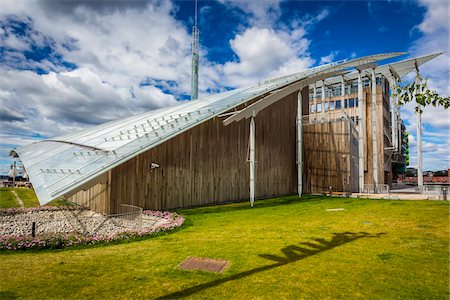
[179,257,229,273]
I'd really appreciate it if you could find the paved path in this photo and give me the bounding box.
[11,190,24,208]
[353,192,444,201]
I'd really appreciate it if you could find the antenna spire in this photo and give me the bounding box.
[191,0,199,100]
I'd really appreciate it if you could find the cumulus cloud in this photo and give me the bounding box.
[218,0,282,26]
[0,0,191,173]
[222,27,314,87]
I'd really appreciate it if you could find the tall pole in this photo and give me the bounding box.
[297,90,303,196]
[371,68,379,193]
[249,110,256,206]
[415,66,423,192]
[357,71,365,193]
[190,0,199,100]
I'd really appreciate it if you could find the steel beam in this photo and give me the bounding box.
[341,76,345,111]
[415,65,423,192]
[313,83,317,118]
[223,70,348,126]
[357,71,365,193]
[371,68,379,193]
[249,110,256,206]
[321,82,326,119]
[297,91,302,196]
[390,78,398,151]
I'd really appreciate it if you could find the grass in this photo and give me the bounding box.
[0,187,71,208]
[14,188,40,207]
[0,196,449,299]
[0,188,19,209]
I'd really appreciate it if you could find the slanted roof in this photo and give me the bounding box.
[312,52,444,88]
[12,52,417,205]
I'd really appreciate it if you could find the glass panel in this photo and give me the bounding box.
[329,101,335,110]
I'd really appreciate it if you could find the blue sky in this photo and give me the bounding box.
[0,0,448,174]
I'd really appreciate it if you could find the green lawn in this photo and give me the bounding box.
[1,196,449,299]
[0,188,71,208]
[0,188,19,209]
[14,188,40,208]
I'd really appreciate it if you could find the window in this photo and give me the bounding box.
[324,102,329,111]
[335,100,341,109]
[310,104,315,113]
[363,78,370,87]
[329,101,335,110]
[349,98,355,108]
[344,99,348,108]
[356,99,359,107]
[316,104,322,112]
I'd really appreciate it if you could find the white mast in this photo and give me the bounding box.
[191,0,199,100]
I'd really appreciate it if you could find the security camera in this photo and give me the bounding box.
[150,162,160,170]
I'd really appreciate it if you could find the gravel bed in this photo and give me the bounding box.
[0,208,169,237]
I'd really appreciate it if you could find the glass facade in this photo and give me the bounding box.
[349,98,355,108]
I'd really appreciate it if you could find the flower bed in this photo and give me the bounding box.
[0,209,184,251]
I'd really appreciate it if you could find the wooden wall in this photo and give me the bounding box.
[310,81,392,188]
[101,91,300,213]
[363,84,390,186]
[302,119,356,194]
[68,181,110,213]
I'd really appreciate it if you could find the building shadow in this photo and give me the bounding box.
[157,231,386,299]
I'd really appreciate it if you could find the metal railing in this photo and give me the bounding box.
[106,204,143,230]
[363,184,390,194]
[302,111,351,126]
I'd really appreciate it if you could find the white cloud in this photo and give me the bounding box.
[218,0,282,26]
[409,0,449,96]
[221,27,313,87]
[320,51,339,65]
[0,1,191,173]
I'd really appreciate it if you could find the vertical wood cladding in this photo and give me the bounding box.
[106,93,298,212]
[302,120,353,194]
[68,181,110,213]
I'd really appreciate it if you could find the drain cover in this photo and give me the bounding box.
[180,257,229,273]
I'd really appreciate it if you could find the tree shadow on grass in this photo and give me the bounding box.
[157,231,386,299]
